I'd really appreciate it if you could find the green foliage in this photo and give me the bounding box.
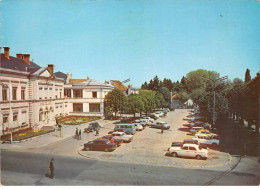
[104,88,126,117]
[159,87,171,104]
[126,94,144,116]
[162,78,174,91]
[139,90,156,114]
[155,92,166,108]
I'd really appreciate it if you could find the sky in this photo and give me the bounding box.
[1,0,259,87]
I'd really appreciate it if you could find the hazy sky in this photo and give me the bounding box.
[1,0,259,87]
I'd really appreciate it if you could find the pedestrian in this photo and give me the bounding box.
[75,128,78,139]
[110,137,114,143]
[96,129,99,136]
[49,158,54,179]
[55,118,59,127]
[79,129,81,140]
[161,125,164,134]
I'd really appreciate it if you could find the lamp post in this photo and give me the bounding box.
[0,82,12,143]
[201,76,228,128]
[119,78,130,118]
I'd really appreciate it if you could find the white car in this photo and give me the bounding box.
[142,117,154,123]
[155,111,164,117]
[151,113,160,119]
[133,123,143,131]
[111,131,133,142]
[192,134,219,148]
[168,144,208,160]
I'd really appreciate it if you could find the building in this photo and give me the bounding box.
[63,78,114,117]
[0,47,69,135]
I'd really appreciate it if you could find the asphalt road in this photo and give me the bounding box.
[1,150,259,185]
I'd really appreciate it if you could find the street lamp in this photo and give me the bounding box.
[201,76,228,128]
[0,82,12,143]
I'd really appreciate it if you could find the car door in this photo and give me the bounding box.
[179,146,189,157]
[188,146,197,157]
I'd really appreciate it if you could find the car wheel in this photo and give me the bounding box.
[171,152,178,157]
[104,148,109,152]
[85,147,90,151]
[212,143,217,148]
[196,155,202,160]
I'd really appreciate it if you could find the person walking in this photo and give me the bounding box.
[161,125,164,134]
[110,137,114,144]
[79,129,81,140]
[49,158,54,179]
[75,128,79,139]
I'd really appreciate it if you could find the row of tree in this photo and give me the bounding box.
[104,87,171,118]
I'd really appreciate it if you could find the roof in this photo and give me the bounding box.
[110,80,128,90]
[72,79,114,87]
[69,78,89,84]
[0,53,41,73]
[54,71,67,80]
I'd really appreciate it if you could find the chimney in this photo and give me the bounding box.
[48,64,54,74]
[16,54,23,59]
[23,54,30,64]
[3,47,10,59]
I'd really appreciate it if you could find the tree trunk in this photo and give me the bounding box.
[134,113,135,118]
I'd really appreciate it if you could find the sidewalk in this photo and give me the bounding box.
[0,119,113,150]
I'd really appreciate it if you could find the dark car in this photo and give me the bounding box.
[87,122,101,132]
[100,135,123,147]
[83,139,116,152]
[183,139,207,149]
[171,142,183,147]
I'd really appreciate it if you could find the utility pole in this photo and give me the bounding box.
[201,76,228,128]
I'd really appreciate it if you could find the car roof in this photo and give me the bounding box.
[94,138,109,142]
[115,123,134,126]
[112,131,124,134]
[183,144,198,148]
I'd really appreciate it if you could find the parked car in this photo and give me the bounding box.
[142,117,155,123]
[154,111,164,117]
[168,144,208,160]
[171,139,207,149]
[100,135,123,147]
[120,116,128,122]
[192,134,220,148]
[150,122,170,129]
[83,139,116,152]
[88,122,101,132]
[195,129,218,138]
[183,139,207,149]
[108,129,131,135]
[190,127,204,134]
[133,123,143,131]
[150,113,159,120]
[111,131,133,142]
[114,123,136,135]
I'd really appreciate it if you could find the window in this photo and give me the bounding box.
[89,103,100,112]
[39,97,42,100]
[49,88,52,90]
[189,147,196,151]
[64,89,71,98]
[39,87,43,90]
[12,87,17,100]
[21,88,25,100]
[3,117,8,123]
[55,95,58,99]
[2,88,7,101]
[182,146,188,150]
[73,89,82,98]
[92,92,97,98]
[73,103,83,112]
[44,87,48,90]
[13,115,17,121]
[45,97,47,99]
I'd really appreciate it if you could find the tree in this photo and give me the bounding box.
[155,92,166,108]
[104,89,126,118]
[148,75,161,91]
[141,81,149,90]
[126,94,144,118]
[162,78,174,91]
[245,68,251,83]
[158,87,171,107]
[139,90,156,116]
